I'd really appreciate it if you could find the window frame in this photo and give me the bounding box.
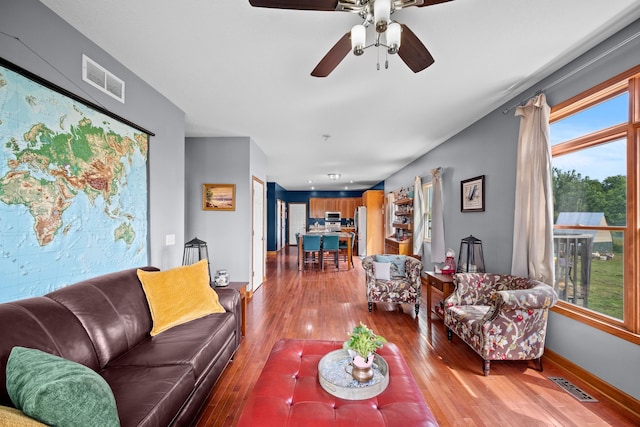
[549,64,640,343]
[422,182,433,243]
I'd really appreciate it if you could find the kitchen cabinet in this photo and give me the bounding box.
[309,197,361,219]
[339,197,360,218]
[324,198,338,214]
[309,198,324,218]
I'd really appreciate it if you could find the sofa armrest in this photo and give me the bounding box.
[214,288,240,313]
[405,257,423,285]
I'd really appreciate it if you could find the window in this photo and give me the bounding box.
[549,65,640,340]
[422,182,433,242]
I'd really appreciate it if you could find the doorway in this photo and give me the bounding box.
[288,203,307,245]
[277,199,286,251]
[252,176,265,292]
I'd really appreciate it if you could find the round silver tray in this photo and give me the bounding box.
[317,349,389,400]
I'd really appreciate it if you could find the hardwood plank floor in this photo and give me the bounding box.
[195,247,640,427]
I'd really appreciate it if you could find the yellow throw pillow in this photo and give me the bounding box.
[137,260,225,336]
[0,405,47,427]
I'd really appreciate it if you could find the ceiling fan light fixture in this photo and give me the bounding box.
[351,24,366,56]
[374,0,391,33]
[386,22,401,54]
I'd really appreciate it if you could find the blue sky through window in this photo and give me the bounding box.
[550,93,627,181]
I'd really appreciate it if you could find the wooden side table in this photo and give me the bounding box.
[215,281,248,336]
[421,272,455,320]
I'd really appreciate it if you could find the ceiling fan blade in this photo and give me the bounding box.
[249,0,338,11]
[397,24,435,73]
[311,32,351,77]
[416,0,454,7]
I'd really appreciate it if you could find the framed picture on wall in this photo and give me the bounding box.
[203,184,235,211]
[461,175,485,212]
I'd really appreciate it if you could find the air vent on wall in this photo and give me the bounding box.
[82,54,125,103]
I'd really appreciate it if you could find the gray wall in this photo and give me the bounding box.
[1,0,186,273]
[185,137,267,289]
[386,19,640,399]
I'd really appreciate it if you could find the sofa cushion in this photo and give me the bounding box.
[376,255,406,277]
[0,405,47,426]
[373,262,391,280]
[137,260,225,336]
[109,311,237,379]
[0,297,100,406]
[101,364,194,427]
[6,347,119,427]
[46,267,158,369]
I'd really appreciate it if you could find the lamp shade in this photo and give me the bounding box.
[374,0,391,33]
[351,25,366,55]
[386,22,401,54]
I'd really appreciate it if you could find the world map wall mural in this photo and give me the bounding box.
[0,60,149,303]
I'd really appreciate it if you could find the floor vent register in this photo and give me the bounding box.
[548,377,599,402]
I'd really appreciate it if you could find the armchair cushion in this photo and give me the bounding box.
[375,254,406,277]
[373,262,391,280]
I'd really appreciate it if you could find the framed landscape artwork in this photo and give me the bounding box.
[461,175,485,212]
[203,184,235,211]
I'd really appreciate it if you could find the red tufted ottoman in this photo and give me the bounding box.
[237,339,438,427]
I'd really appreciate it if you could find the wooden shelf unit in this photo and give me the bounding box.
[387,197,413,254]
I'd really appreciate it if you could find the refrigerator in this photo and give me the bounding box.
[354,206,367,258]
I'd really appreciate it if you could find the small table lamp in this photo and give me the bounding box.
[457,235,485,273]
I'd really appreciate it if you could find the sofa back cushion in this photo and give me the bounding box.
[0,297,99,407]
[46,267,158,369]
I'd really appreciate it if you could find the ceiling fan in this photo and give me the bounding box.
[248,0,453,77]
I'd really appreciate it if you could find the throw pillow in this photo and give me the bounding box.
[0,405,47,427]
[137,259,225,336]
[376,255,407,277]
[373,262,391,280]
[6,347,120,427]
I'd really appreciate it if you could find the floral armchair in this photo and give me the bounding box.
[444,273,558,376]
[362,255,423,316]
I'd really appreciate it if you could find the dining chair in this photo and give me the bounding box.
[338,231,356,268]
[321,234,340,271]
[302,234,322,270]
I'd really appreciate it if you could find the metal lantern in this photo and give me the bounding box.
[182,237,212,280]
[456,235,485,273]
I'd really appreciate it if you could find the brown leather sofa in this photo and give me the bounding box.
[0,266,241,426]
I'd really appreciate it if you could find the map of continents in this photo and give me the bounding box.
[0,64,148,303]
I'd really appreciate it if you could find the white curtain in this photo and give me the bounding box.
[412,176,424,256]
[430,167,445,263]
[511,93,555,284]
[386,192,395,238]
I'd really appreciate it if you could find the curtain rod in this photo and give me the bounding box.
[502,29,640,115]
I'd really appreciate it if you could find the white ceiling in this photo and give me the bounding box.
[40,0,640,191]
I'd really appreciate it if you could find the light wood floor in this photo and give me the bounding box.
[195,247,640,427]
